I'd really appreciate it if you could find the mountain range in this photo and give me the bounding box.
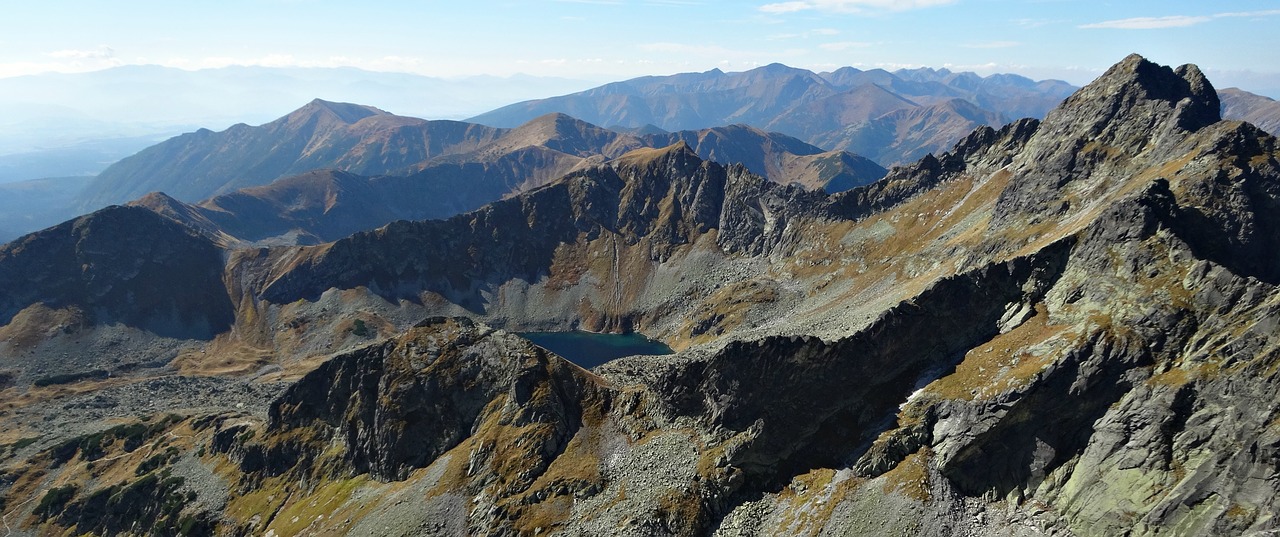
[469,62,1078,166]
[3,54,1280,535]
[472,64,1280,169]
[58,102,878,245]
[8,61,1280,246]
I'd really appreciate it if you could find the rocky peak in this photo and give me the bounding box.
[254,317,607,481]
[1035,54,1219,154]
[991,56,1228,226]
[128,191,233,244]
[130,191,184,211]
[610,140,702,176]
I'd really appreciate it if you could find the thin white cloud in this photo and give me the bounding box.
[46,46,115,60]
[760,1,808,13]
[963,41,1019,49]
[1079,15,1210,29]
[760,0,956,14]
[0,45,125,77]
[1012,18,1065,28]
[768,28,841,40]
[1082,10,1280,30]
[819,41,874,51]
[1215,9,1280,18]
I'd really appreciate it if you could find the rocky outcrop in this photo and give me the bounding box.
[228,317,607,479]
[658,241,1072,493]
[994,54,1221,226]
[212,317,657,535]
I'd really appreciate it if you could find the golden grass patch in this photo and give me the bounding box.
[924,304,1067,401]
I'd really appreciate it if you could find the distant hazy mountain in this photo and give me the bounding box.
[75,100,506,209]
[811,98,1006,165]
[1220,87,1280,135]
[645,124,885,192]
[468,63,1078,166]
[0,65,595,183]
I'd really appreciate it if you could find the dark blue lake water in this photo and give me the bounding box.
[518,331,674,368]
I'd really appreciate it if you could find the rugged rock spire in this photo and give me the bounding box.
[993,54,1226,227]
[1028,53,1219,158]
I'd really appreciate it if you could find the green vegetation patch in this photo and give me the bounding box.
[49,414,183,465]
[137,446,183,476]
[36,471,214,536]
[34,485,78,517]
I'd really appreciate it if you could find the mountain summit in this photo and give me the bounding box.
[286,98,388,126]
[1035,53,1219,152]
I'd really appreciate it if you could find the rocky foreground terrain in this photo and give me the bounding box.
[1,54,1280,535]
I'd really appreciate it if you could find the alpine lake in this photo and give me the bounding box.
[517,331,674,369]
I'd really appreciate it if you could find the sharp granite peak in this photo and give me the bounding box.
[3,54,1280,536]
[1042,53,1220,147]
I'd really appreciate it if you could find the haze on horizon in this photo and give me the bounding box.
[5,0,1280,96]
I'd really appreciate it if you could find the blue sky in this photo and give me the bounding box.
[4,0,1280,93]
